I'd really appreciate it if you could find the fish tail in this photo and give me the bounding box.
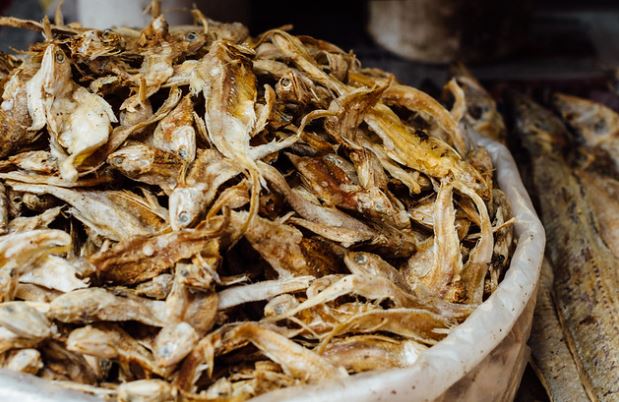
[239,167,261,235]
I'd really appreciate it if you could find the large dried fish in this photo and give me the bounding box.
[512,93,619,401]
[529,259,590,402]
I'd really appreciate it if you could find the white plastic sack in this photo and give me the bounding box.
[0,136,545,402]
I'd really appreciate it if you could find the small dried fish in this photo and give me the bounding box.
[49,287,166,326]
[7,183,166,241]
[0,8,514,399]
[107,143,182,194]
[321,335,426,373]
[150,94,196,163]
[89,223,224,284]
[3,348,43,374]
[218,276,314,310]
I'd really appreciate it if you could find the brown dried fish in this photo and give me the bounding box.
[0,8,514,399]
[512,93,619,401]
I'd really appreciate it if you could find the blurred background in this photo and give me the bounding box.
[1,0,619,91]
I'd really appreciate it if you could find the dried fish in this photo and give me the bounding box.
[529,259,590,402]
[49,287,166,326]
[0,7,514,399]
[7,183,166,241]
[512,93,619,401]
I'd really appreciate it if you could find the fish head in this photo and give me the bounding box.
[169,186,203,230]
[175,30,208,56]
[66,325,118,359]
[107,144,153,175]
[70,29,125,60]
[39,44,73,97]
[0,302,50,339]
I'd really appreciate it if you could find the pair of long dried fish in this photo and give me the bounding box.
[0,3,515,401]
[511,92,619,402]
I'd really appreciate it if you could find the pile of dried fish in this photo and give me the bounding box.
[511,93,619,402]
[0,3,515,401]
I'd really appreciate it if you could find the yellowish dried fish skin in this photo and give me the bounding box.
[513,93,619,401]
[49,287,166,327]
[150,94,196,162]
[107,143,182,194]
[259,161,375,245]
[287,153,409,230]
[373,80,468,154]
[529,259,590,402]
[66,324,161,376]
[0,58,38,158]
[413,181,462,298]
[0,301,51,340]
[322,308,451,346]
[102,86,181,160]
[135,273,173,300]
[8,205,62,233]
[364,104,488,199]
[343,251,409,291]
[233,211,314,278]
[0,182,7,234]
[448,182,493,304]
[25,44,72,132]
[14,283,61,303]
[231,322,348,382]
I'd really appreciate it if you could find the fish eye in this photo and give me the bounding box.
[354,253,367,264]
[178,211,190,224]
[55,51,65,63]
[280,77,292,88]
[186,32,198,42]
[110,156,123,165]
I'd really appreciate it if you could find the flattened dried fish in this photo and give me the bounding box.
[529,259,590,402]
[513,93,619,401]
